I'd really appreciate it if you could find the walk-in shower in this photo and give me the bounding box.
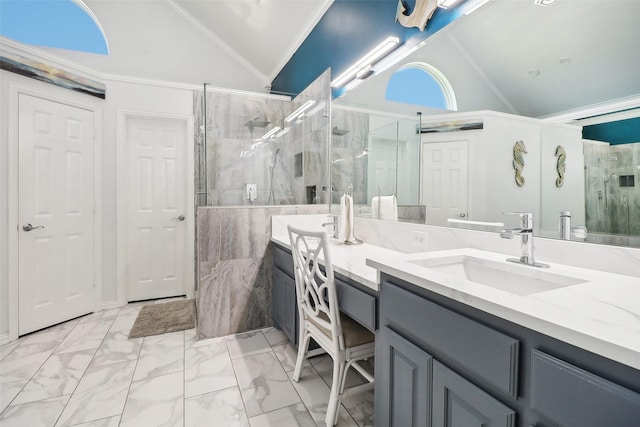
[585,144,639,239]
[193,82,331,208]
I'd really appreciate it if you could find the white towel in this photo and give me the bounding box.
[339,194,356,243]
[372,195,398,221]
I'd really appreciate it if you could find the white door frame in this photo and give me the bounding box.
[116,110,195,306]
[7,82,103,342]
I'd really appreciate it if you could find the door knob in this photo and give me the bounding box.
[23,223,45,232]
[171,215,185,221]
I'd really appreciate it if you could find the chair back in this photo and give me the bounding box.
[287,226,344,351]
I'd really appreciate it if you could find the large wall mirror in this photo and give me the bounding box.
[332,0,640,248]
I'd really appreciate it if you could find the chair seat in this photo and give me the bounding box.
[309,311,374,348]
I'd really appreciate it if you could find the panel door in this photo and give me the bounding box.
[375,326,432,427]
[432,360,515,427]
[368,137,398,202]
[18,94,95,335]
[421,140,468,226]
[273,268,298,345]
[125,116,189,301]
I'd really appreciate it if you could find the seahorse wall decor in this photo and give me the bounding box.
[512,140,527,187]
[555,145,566,188]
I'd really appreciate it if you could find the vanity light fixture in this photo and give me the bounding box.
[463,0,492,15]
[285,100,316,123]
[331,36,400,88]
[260,126,281,140]
[437,0,463,9]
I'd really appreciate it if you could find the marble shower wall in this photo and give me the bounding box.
[196,205,330,339]
[193,70,332,207]
[584,141,640,237]
[331,108,369,204]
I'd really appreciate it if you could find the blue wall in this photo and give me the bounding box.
[583,117,640,145]
[271,0,463,97]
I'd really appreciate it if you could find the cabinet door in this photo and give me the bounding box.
[375,327,432,427]
[273,268,297,345]
[432,360,515,427]
[282,270,298,346]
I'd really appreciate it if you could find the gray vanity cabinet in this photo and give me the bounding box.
[377,273,640,427]
[272,243,378,348]
[376,327,432,426]
[272,267,297,345]
[432,361,516,427]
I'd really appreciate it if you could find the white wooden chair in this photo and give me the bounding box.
[287,225,375,427]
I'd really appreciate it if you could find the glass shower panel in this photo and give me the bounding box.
[194,71,331,207]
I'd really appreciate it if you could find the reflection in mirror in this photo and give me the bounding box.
[331,106,423,222]
[332,0,640,247]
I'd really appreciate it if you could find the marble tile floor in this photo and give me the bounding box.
[0,300,374,427]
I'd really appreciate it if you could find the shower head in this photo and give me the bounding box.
[332,126,350,136]
[245,118,271,133]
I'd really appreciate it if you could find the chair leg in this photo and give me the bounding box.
[292,329,310,382]
[325,357,345,427]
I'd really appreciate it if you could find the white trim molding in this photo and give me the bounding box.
[6,78,103,341]
[540,94,640,124]
[116,110,195,306]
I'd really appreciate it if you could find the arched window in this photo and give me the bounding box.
[0,0,109,55]
[385,62,456,110]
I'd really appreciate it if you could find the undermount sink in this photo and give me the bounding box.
[410,255,587,296]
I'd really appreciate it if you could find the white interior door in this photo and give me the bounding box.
[421,140,468,226]
[368,138,397,201]
[125,116,189,302]
[18,94,95,335]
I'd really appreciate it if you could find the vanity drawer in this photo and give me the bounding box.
[530,349,640,427]
[381,280,519,398]
[273,244,295,277]
[335,277,376,332]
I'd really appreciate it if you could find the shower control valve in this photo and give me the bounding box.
[246,184,257,202]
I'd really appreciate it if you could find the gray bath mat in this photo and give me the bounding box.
[129,299,195,339]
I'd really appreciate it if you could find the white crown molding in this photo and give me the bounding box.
[1,37,289,100]
[162,0,269,86]
[266,0,334,83]
[540,94,640,124]
[1,36,104,81]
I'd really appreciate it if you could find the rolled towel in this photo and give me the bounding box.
[339,194,356,243]
[372,195,398,221]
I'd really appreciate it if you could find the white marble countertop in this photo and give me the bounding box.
[367,248,640,371]
[270,235,400,291]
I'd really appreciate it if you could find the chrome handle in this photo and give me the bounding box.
[23,223,45,232]
[172,215,185,221]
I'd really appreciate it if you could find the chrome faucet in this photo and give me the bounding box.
[322,214,339,239]
[500,212,549,268]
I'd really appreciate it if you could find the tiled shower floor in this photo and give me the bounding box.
[0,299,374,427]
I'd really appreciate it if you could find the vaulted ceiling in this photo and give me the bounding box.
[34,0,333,92]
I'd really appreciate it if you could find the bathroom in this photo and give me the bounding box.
[1,0,639,426]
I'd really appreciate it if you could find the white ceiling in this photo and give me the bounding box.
[38,0,333,92]
[337,0,640,119]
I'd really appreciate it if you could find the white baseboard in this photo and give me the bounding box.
[100,300,123,311]
[0,332,10,346]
